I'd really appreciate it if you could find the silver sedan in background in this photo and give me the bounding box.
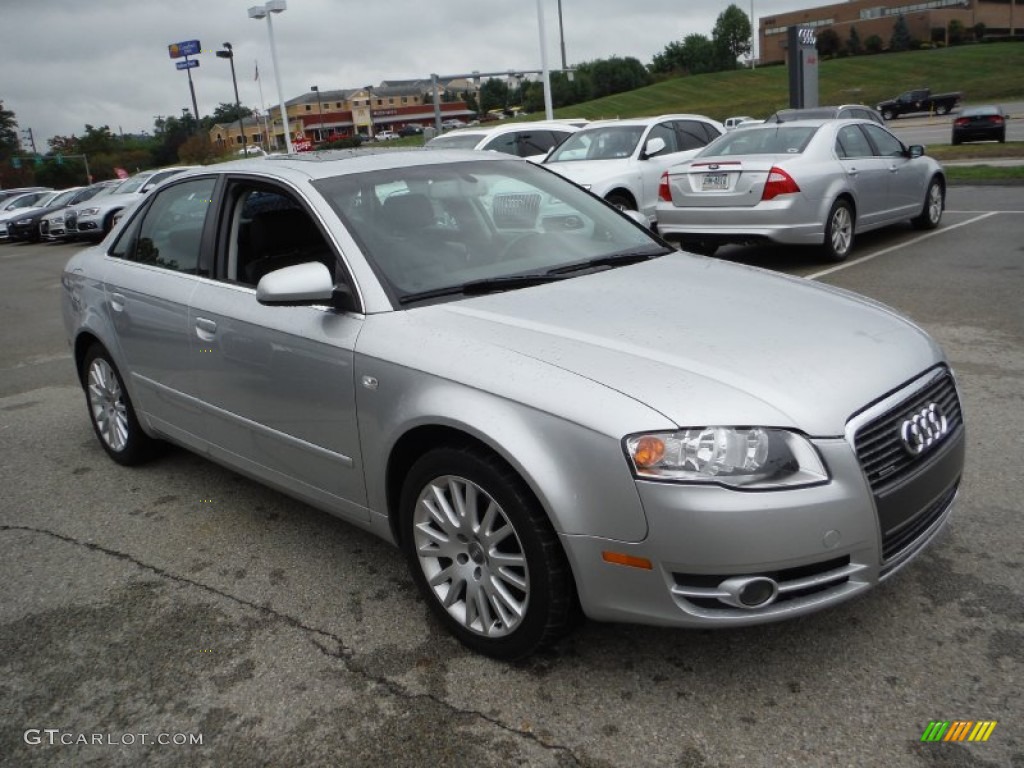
[61,150,964,659]
[655,119,946,260]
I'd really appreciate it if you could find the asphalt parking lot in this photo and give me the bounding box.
[1,186,1021,767]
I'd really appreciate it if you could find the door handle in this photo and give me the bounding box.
[110,292,125,312]
[195,317,217,342]
[846,167,858,176]
[889,165,900,173]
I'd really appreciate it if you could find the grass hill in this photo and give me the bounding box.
[552,43,1024,123]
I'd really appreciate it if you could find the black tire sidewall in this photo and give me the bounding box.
[399,446,571,660]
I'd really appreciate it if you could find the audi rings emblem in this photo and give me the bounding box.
[899,403,948,456]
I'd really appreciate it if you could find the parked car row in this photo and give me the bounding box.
[0,166,195,245]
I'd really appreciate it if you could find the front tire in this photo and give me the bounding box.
[400,446,576,660]
[822,198,854,262]
[604,192,635,211]
[912,177,944,231]
[936,104,949,116]
[83,345,160,465]
[882,109,895,121]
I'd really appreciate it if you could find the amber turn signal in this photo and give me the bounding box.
[631,435,665,468]
[602,551,653,570]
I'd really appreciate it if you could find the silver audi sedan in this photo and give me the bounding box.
[655,119,946,261]
[61,149,964,659]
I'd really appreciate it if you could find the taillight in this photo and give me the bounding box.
[658,172,672,202]
[954,118,969,127]
[989,115,1005,125]
[761,167,800,201]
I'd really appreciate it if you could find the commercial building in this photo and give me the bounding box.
[758,0,1020,64]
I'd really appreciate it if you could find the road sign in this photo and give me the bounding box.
[176,60,200,70]
[168,40,201,59]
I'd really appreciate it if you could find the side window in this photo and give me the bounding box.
[481,133,519,156]
[674,120,711,151]
[647,123,678,154]
[115,178,215,273]
[225,184,336,286]
[516,130,563,157]
[862,124,905,157]
[835,125,874,158]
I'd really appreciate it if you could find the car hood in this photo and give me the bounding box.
[413,255,942,436]
[71,191,140,211]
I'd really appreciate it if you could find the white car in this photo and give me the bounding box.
[64,166,195,241]
[374,130,400,141]
[724,115,757,130]
[40,181,121,241]
[543,114,725,226]
[425,121,579,163]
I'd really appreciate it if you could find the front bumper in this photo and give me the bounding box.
[561,368,964,628]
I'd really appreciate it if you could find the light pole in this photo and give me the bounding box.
[557,0,567,71]
[216,42,247,153]
[248,0,293,154]
[365,86,375,139]
[310,85,324,142]
[750,0,757,69]
[535,0,554,120]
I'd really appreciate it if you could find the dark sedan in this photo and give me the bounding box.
[952,105,1008,145]
[7,185,109,243]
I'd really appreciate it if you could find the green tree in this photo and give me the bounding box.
[890,14,913,51]
[478,78,511,114]
[0,101,19,159]
[712,4,752,68]
[651,40,686,75]
[679,34,718,75]
[210,102,254,124]
[865,34,885,54]
[817,28,842,57]
[947,19,966,46]
[973,22,986,41]
[847,26,863,55]
[77,124,119,156]
[579,56,651,99]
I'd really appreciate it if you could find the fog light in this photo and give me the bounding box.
[717,576,778,609]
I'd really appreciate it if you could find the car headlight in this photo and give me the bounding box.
[79,207,100,216]
[15,217,33,225]
[624,427,827,489]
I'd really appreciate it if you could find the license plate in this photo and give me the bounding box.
[701,173,729,191]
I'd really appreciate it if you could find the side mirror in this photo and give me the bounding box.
[643,136,667,158]
[257,262,336,305]
[908,144,925,158]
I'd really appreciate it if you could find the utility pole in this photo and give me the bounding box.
[21,127,37,153]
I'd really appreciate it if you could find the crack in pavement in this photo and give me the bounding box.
[1,524,583,766]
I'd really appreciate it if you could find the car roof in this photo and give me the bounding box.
[176,148,521,183]
[586,114,719,128]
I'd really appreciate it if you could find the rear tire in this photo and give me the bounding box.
[912,178,944,231]
[882,109,895,121]
[400,445,577,660]
[680,239,719,257]
[936,104,949,116]
[822,199,854,262]
[82,345,161,466]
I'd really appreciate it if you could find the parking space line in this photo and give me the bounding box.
[806,212,1000,280]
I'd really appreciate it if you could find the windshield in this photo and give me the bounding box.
[546,125,645,162]
[313,158,663,305]
[425,133,487,150]
[48,188,82,207]
[697,126,818,157]
[115,173,154,194]
[4,192,49,210]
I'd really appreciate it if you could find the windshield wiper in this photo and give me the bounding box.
[398,273,567,305]
[545,247,673,276]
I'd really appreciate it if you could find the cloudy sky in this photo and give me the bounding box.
[3,0,815,147]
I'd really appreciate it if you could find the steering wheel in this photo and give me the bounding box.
[498,231,546,261]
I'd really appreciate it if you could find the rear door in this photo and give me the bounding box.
[101,175,218,449]
[834,123,891,228]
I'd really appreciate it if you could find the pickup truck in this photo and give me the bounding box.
[876,88,962,120]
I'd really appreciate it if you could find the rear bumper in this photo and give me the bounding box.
[656,199,825,246]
